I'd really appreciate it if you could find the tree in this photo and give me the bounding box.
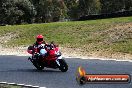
[79,0,101,15]
[64,0,79,20]
[124,0,132,10]
[0,0,36,25]
[52,0,67,21]
[100,0,132,13]
[34,0,67,23]
[64,0,101,20]
[15,0,37,23]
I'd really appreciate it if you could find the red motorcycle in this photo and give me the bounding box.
[27,43,68,72]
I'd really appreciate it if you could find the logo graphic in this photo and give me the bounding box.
[76,66,131,85]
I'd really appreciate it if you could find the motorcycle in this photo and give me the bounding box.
[27,43,68,72]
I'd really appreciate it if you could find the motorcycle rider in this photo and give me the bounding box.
[28,34,48,59]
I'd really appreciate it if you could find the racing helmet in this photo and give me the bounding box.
[36,34,44,44]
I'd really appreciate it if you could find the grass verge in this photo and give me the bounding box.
[0,17,132,58]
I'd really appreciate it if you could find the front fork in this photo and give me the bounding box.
[55,56,62,67]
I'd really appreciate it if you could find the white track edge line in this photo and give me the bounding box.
[63,56,132,62]
[0,82,46,88]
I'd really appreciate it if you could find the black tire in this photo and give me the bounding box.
[33,62,44,70]
[58,59,68,72]
[79,77,86,85]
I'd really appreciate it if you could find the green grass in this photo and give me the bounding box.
[0,84,22,88]
[0,16,132,54]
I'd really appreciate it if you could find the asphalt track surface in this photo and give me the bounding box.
[0,55,132,88]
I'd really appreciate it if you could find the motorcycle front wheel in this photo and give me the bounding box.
[58,59,68,72]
